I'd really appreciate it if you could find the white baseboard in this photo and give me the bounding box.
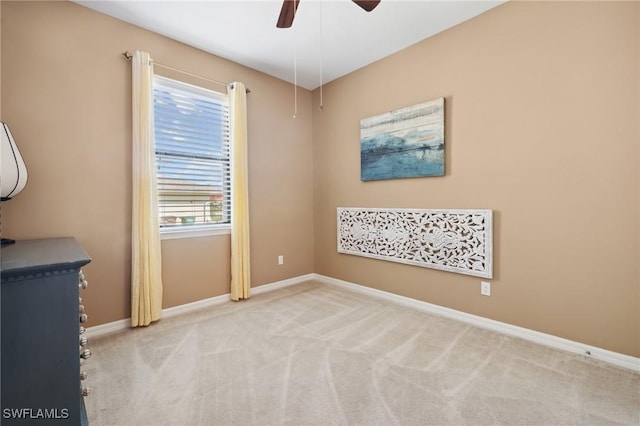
[84,273,314,339]
[84,318,131,339]
[311,274,640,373]
[252,273,316,295]
[85,272,639,372]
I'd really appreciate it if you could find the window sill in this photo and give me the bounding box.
[160,225,231,240]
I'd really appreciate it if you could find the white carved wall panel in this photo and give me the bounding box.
[337,208,493,278]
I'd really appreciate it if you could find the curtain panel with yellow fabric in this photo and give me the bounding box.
[131,50,164,326]
[229,82,251,301]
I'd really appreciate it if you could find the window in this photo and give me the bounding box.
[153,76,230,236]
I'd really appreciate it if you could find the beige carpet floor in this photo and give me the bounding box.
[85,280,639,426]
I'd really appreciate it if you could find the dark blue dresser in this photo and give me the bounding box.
[1,238,91,425]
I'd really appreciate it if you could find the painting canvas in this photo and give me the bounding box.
[360,98,444,181]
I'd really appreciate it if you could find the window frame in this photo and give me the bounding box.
[152,75,232,240]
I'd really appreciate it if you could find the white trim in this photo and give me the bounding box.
[312,274,640,373]
[83,318,130,339]
[84,273,314,339]
[160,225,230,240]
[251,273,316,295]
[162,293,230,319]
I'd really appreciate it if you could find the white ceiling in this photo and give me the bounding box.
[74,0,505,90]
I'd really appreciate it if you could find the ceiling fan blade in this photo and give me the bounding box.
[352,0,381,12]
[277,0,300,28]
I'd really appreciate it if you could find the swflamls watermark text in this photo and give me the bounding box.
[2,408,70,420]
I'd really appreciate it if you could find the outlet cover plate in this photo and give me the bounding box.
[481,281,491,296]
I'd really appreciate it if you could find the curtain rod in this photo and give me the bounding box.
[122,51,250,94]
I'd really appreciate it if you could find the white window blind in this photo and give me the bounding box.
[153,75,230,231]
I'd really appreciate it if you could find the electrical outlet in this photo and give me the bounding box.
[481,281,491,296]
[278,255,284,265]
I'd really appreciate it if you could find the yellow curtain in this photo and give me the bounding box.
[131,50,163,326]
[229,82,251,301]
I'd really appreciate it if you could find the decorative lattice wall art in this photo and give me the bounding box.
[337,208,493,278]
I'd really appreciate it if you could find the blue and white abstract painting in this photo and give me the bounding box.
[361,98,444,181]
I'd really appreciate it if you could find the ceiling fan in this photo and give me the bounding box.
[277,0,381,28]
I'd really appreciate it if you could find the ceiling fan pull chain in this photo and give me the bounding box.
[293,55,298,119]
[319,0,324,111]
[293,5,298,120]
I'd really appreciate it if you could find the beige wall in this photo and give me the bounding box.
[313,1,639,357]
[0,1,314,326]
